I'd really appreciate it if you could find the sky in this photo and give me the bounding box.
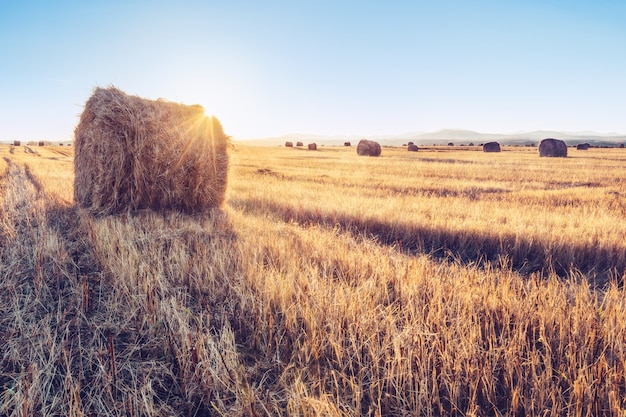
[1,0,626,141]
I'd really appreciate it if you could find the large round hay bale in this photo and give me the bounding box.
[308,143,317,150]
[538,138,567,157]
[74,86,229,215]
[576,143,590,150]
[483,142,501,152]
[407,144,418,152]
[356,139,381,156]
[285,141,294,147]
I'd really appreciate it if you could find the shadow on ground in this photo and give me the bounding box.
[0,161,266,415]
[230,197,624,287]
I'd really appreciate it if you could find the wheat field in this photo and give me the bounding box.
[1,143,625,416]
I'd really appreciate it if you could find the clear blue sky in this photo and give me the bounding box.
[1,0,625,140]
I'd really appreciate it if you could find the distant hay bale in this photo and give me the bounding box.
[296,141,303,147]
[13,140,20,146]
[356,139,381,156]
[308,143,317,150]
[407,141,414,146]
[38,141,45,146]
[483,142,501,152]
[344,141,351,147]
[407,144,419,152]
[538,138,567,157]
[448,142,454,147]
[576,143,590,150]
[285,141,294,147]
[74,86,229,215]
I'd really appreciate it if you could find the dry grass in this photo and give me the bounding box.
[230,145,626,281]
[1,143,625,415]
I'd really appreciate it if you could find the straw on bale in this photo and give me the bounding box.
[483,142,501,152]
[308,143,317,150]
[407,144,419,152]
[538,138,567,157]
[74,87,229,215]
[356,139,381,156]
[577,143,590,150]
[285,141,294,147]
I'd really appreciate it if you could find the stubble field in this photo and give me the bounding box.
[0,143,625,416]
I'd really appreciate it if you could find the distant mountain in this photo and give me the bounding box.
[411,129,501,143]
[239,129,626,147]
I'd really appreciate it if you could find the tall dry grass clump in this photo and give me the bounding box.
[74,86,229,215]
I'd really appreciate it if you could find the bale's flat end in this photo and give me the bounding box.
[74,86,229,215]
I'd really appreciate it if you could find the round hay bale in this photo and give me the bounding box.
[538,138,567,157]
[448,142,454,146]
[576,143,590,150]
[344,141,351,147]
[74,86,229,215]
[285,141,294,147]
[296,141,303,147]
[407,144,419,152]
[407,141,414,146]
[13,140,21,146]
[38,141,45,146]
[356,139,381,156]
[308,143,317,150]
[483,142,501,152]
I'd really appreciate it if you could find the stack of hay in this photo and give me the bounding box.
[483,142,501,152]
[74,87,229,215]
[356,139,381,156]
[538,138,567,157]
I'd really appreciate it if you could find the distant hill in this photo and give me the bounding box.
[239,129,626,147]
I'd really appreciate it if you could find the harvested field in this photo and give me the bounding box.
[1,143,625,416]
